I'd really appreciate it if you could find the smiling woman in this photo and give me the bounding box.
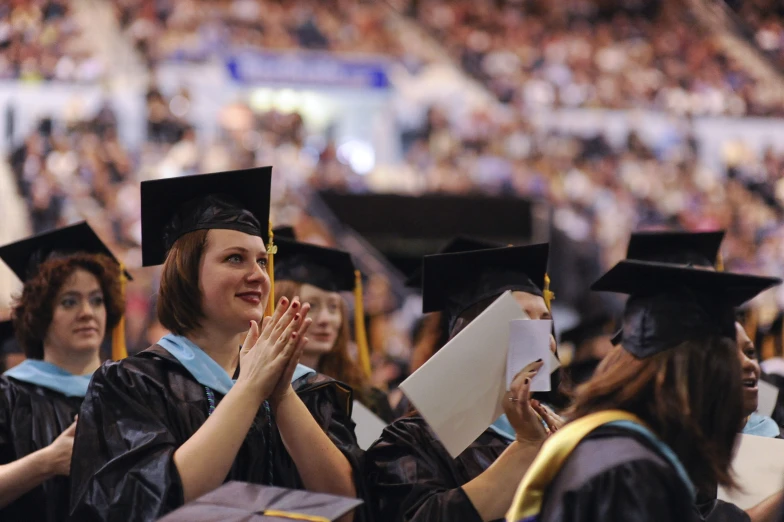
[0,222,127,522]
[68,168,365,522]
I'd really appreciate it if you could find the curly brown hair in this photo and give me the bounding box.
[12,253,125,359]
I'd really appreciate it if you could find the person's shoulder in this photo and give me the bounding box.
[91,345,188,394]
[293,369,354,416]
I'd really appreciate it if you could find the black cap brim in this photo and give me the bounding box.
[591,259,780,308]
[626,230,725,266]
[141,167,272,267]
[405,235,503,289]
[274,238,356,292]
[0,222,131,282]
[422,243,549,314]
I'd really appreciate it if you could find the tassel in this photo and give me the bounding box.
[354,270,372,379]
[265,224,277,318]
[543,273,555,312]
[111,263,128,360]
[716,252,724,272]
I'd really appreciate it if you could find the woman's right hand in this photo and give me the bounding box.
[503,360,561,445]
[45,420,77,476]
[237,296,311,401]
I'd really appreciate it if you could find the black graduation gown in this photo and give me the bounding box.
[0,376,82,522]
[537,425,713,522]
[68,345,368,522]
[365,415,510,522]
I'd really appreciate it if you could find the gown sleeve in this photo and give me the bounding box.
[551,459,697,522]
[68,360,185,522]
[0,378,14,464]
[294,373,373,522]
[365,419,484,522]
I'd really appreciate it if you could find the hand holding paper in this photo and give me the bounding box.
[507,320,553,392]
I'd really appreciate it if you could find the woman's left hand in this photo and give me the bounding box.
[269,303,312,407]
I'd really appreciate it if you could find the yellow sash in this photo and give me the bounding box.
[506,410,645,522]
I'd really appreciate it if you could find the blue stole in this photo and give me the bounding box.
[156,334,315,395]
[742,412,781,438]
[4,359,93,398]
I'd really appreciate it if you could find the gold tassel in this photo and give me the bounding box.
[265,224,277,318]
[111,264,128,360]
[716,252,724,272]
[543,273,555,312]
[354,270,372,379]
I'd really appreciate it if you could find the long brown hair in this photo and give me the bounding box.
[567,337,744,492]
[275,280,368,393]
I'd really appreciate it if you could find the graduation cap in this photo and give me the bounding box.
[405,235,502,289]
[272,226,296,240]
[0,222,131,360]
[140,167,272,267]
[0,222,132,282]
[422,243,549,332]
[157,482,363,522]
[275,239,355,293]
[591,259,780,358]
[274,238,371,377]
[625,230,725,267]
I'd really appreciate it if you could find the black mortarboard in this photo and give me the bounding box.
[591,259,780,358]
[274,238,356,293]
[0,222,131,282]
[422,243,549,331]
[272,226,296,240]
[626,230,725,267]
[405,235,502,288]
[157,482,363,522]
[140,167,271,267]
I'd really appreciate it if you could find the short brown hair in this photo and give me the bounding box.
[567,337,743,492]
[12,253,125,359]
[157,229,208,335]
[275,280,368,393]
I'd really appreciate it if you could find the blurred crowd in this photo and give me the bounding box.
[113,0,403,66]
[730,0,784,71]
[403,0,784,117]
[0,0,103,82]
[3,0,784,390]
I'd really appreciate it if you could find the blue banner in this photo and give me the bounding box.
[226,50,390,90]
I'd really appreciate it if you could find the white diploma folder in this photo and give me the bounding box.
[718,434,784,509]
[399,291,527,458]
[351,400,387,450]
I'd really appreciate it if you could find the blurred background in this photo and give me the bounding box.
[1,0,784,389]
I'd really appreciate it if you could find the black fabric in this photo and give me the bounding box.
[274,238,356,293]
[421,244,549,319]
[696,483,751,522]
[365,415,510,522]
[0,221,131,282]
[592,260,780,358]
[68,345,368,522]
[539,425,703,522]
[625,230,724,267]
[162,194,262,255]
[0,376,82,522]
[140,167,272,266]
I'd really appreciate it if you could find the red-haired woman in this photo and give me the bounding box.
[0,223,126,522]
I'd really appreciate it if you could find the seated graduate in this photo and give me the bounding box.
[68,168,362,521]
[365,244,563,522]
[506,259,780,522]
[0,222,128,522]
[273,235,395,422]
